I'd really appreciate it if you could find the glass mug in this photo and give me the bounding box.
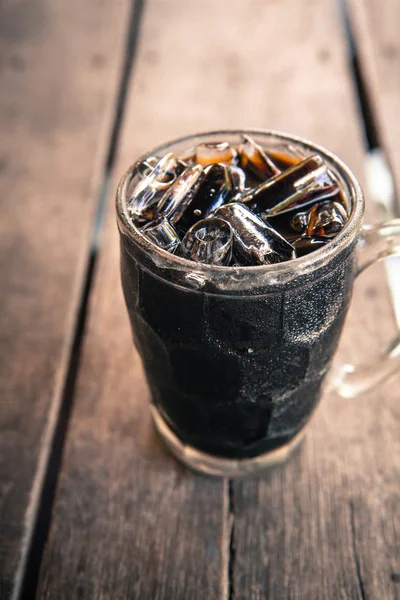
[116,130,400,476]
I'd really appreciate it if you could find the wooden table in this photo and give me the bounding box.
[1,1,399,598]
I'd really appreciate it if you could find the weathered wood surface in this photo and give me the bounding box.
[348,0,400,205]
[36,1,230,598]
[0,0,130,597]
[36,0,399,598]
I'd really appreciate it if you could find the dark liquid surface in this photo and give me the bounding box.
[120,235,355,459]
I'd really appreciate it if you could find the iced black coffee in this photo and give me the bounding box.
[118,132,354,466]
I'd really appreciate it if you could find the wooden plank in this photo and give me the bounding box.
[226,0,399,597]
[0,0,130,597]
[36,2,230,598]
[348,0,400,206]
[37,0,398,598]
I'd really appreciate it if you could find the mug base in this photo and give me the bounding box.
[151,405,308,477]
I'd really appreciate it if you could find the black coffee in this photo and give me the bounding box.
[119,136,355,459]
[120,231,355,460]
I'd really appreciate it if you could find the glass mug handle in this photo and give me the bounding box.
[332,219,400,398]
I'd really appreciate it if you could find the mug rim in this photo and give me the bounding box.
[116,128,364,279]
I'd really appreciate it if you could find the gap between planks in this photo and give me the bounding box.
[340,0,400,330]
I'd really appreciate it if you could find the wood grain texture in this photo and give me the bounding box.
[348,0,400,204]
[37,0,399,598]
[0,0,130,597]
[37,1,231,599]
